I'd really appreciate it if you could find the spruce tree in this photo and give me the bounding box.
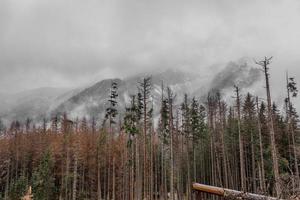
[190,97,202,183]
[124,95,139,145]
[242,93,257,192]
[8,175,27,200]
[234,85,246,191]
[32,150,55,200]
[181,94,190,140]
[0,117,5,135]
[158,85,169,199]
[138,77,152,199]
[103,80,118,200]
[104,80,119,130]
[167,87,175,200]
[286,74,299,186]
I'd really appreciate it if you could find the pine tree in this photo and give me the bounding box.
[103,80,119,200]
[138,77,152,199]
[124,95,139,200]
[9,175,27,200]
[207,92,218,191]
[180,94,191,199]
[217,93,228,188]
[226,106,239,189]
[51,115,59,134]
[167,87,175,200]
[242,93,257,192]
[159,85,169,200]
[32,150,55,200]
[124,95,139,139]
[25,118,31,133]
[256,97,266,193]
[286,74,299,186]
[0,117,5,135]
[104,80,119,131]
[190,97,201,183]
[234,85,246,191]
[60,113,73,199]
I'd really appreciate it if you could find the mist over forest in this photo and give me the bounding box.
[1,0,300,200]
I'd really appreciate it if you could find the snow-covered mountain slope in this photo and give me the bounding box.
[0,87,76,123]
[52,69,204,120]
[0,60,265,124]
[52,61,262,121]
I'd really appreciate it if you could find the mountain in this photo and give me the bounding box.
[53,62,262,121]
[0,87,77,123]
[52,69,206,120]
[0,61,264,125]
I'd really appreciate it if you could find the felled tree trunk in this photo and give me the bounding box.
[192,183,282,200]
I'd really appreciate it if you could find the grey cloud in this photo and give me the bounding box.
[210,60,261,91]
[0,0,300,94]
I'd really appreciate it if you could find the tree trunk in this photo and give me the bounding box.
[4,160,10,200]
[73,153,78,200]
[219,99,228,188]
[251,129,257,193]
[112,157,116,200]
[259,57,281,197]
[192,183,281,200]
[97,149,102,200]
[235,86,246,191]
[256,97,266,193]
[143,82,148,200]
[286,73,300,186]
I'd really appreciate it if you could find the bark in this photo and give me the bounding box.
[250,129,257,193]
[169,89,174,200]
[193,183,282,200]
[97,146,102,200]
[73,153,78,200]
[219,99,228,188]
[4,160,10,200]
[256,97,266,193]
[112,157,116,200]
[187,133,191,200]
[256,57,281,197]
[286,73,300,184]
[235,86,246,191]
[143,80,148,200]
[150,129,154,200]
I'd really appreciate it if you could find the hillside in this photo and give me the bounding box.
[0,60,263,124]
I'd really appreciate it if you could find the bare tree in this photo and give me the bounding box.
[234,85,246,192]
[255,57,281,197]
[256,97,266,193]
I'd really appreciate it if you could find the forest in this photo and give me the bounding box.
[0,57,299,200]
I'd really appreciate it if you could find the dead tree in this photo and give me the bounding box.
[286,73,299,177]
[138,77,152,199]
[256,97,266,193]
[234,85,246,192]
[192,183,282,200]
[255,57,281,197]
[167,87,175,200]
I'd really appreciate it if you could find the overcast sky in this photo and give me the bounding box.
[0,0,300,94]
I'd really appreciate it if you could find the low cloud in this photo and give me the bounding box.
[0,0,299,94]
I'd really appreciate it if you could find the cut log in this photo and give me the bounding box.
[192,183,282,200]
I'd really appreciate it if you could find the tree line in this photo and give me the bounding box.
[0,58,299,200]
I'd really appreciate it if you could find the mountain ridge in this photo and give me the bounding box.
[0,62,264,124]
